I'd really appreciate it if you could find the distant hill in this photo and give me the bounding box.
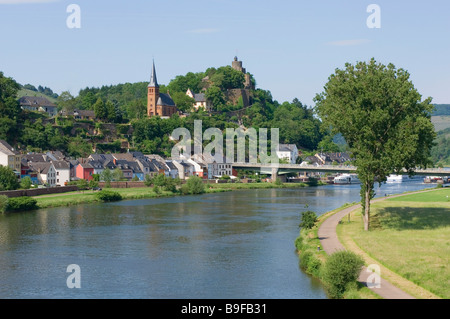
[432,104,450,116]
[16,88,58,104]
[431,115,450,132]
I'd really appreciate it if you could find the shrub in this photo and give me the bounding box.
[307,256,322,278]
[181,176,205,195]
[20,176,33,189]
[6,197,38,212]
[95,190,122,202]
[76,179,89,191]
[299,211,318,229]
[323,251,365,299]
[0,195,8,213]
[144,174,152,187]
[299,251,312,270]
[294,236,303,251]
[153,185,161,194]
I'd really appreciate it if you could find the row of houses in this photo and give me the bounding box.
[1,138,351,187]
[19,95,96,120]
[0,140,239,187]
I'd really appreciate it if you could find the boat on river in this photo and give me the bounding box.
[333,173,360,184]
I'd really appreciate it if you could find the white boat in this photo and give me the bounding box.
[386,174,405,183]
[334,174,360,184]
[387,174,421,183]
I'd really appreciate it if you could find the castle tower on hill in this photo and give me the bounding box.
[231,56,254,90]
[147,61,177,117]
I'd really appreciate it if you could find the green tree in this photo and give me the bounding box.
[171,91,195,113]
[315,59,436,231]
[89,179,99,189]
[100,168,113,188]
[0,72,22,143]
[299,211,318,229]
[57,91,77,112]
[93,98,107,120]
[205,86,225,111]
[20,176,33,189]
[144,174,152,187]
[105,100,116,122]
[209,66,245,90]
[76,179,89,191]
[112,168,124,181]
[68,137,92,158]
[0,165,19,191]
[166,72,205,93]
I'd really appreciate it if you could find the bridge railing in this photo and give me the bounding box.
[231,162,449,175]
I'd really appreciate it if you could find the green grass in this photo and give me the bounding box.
[387,188,450,203]
[34,183,294,209]
[35,188,175,209]
[338,195,450,299]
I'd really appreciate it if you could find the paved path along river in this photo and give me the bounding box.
[318,189,440,299]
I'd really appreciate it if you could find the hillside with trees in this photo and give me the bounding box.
[2,63,434,165]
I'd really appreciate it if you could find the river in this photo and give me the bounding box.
[0,180,436,299]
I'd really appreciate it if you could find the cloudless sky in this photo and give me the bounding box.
[1,0,449,105]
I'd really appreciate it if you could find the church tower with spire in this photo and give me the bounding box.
[147,60,160,117]
[147,60,177,118]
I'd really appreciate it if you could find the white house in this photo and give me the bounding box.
[276,144,299,164]
[0,140,21,172]
[52,160,71,186]
[186,89,213,112]
[164,160,179,179]
[207,161,233,179]
[28,162,57,187]
[187,159,204,177]
[172,160,194,180]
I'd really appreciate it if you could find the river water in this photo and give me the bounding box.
[0,181,436,299]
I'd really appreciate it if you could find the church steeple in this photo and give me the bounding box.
[147,60,160,116]
[149,60,159,87]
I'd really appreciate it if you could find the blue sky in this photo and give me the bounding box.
[0,0,449,105]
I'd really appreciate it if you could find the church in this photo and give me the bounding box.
[147,61,178,117]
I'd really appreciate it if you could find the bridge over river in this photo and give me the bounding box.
[231,163,449,181]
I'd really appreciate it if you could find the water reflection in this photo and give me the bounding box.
[0,181,435,299]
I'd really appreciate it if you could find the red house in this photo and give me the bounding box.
[76,163,94,181]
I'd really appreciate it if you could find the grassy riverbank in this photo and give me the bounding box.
[295,202,380,299]
[32,181,314,210]
[337,188,450,299]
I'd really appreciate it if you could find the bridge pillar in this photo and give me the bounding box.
[271,167,279,182]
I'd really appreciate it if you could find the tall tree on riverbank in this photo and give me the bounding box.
[314,59,436,231]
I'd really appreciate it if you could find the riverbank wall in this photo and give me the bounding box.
[0,186,79,198]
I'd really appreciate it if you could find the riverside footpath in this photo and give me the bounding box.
[317,189,442,299]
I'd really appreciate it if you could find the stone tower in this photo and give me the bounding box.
[231,56,254,90]
[147,60,160,117]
